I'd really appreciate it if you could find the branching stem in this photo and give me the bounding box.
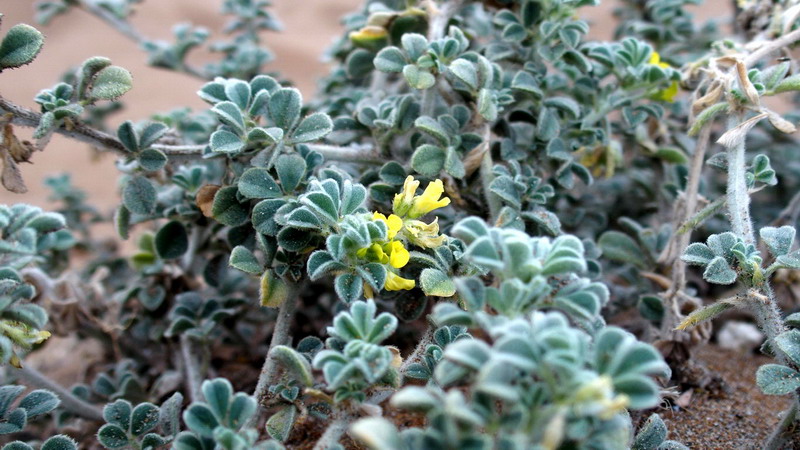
[180,335,204,403]
[247,290,299,427]
[14,364,104,421]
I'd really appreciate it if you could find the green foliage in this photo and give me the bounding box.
[0,386,60,435]
[0,23,45,70]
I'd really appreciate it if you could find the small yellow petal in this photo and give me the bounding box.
[385,271,416,291]
[388,241,410,268]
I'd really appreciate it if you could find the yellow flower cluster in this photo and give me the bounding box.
[360,176,450,292]
[648,51,679,103]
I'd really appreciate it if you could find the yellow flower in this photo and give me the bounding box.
[407,179,450,219]
[385,271,415,290]
[356,243,389,265]
[385,240,410,268]
[393,176,420,217]
[372,212,403,240]
[648,51,679,103]
[404,218,447,248]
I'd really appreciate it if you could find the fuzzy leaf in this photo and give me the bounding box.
[702,256,737,284]
[238,168,282,199]
[89,66,132,100]
[260,270,289,308]
[154,221,188,259]
[291,113,333,143]
[122,176,157,215]
[229,246,262,275]
[760,226,796,257]
[420,268,456,297]
[265,405,296,442]
[598,231,648,269]
[756,364,800,395]
[0,24,44,69]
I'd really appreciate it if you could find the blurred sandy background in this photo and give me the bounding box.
[0,1,718,212]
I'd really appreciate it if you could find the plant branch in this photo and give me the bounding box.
[247,291,299,427]
[0,96,382,164]
[744,27,800,67]
[725,114,756,245]
[180,335,204,403]
[14,364,104,421]
[400,326,433,376]
[313,411,352,450]
[659,124,712,335]
[78,0,149,46]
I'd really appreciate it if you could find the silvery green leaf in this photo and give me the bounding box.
[122,176,157,215]
[775,329,800,366]
[248,126,283,144]
[702,256,737,284]
[211,101,246,135]
[414,116,449,145]
[374,47,406,73]
[41,435,78,450]
[275,154,306,192]
[130,402,159,436]
[138,148,168,172]
[238,168,281,199]
[182,403,219,438]
[210,186,249,227]
[229,245,262,274]
[17,390,59,417]
[0,24,44,69]
[117,121,139,152]
[403,64,435,90]
[334,273,362,303]
[448,59,478,91]
[420,268,456,297]
[139,122,168,148]
[411,144,445,177]
[401,33,428,60]
[154,221,188,259]
[224,79,251,110]
[97,424,129,448]
[599,231,648,269]
[756,364,800,395]
[776,250,800,269]
[269,88,302,130]
[103,399,133,430]
[350,417,403,450]
[269,346,313,386]
[291,112,333,143]
[632,414,667,450]
[537,107,560,140]
[760,226,795,257]
[681,243,715,266]
[265,405,296,442]
[477,88,498,121]
[210,130,245,153]
[89,66,132,100]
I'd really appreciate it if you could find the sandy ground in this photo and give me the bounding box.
[0,0,362,211]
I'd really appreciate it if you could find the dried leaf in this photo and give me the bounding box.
[1,149,26,193]
[196,184,221,217]
[716,113,767,148]
[767,110,797,134]
[736,60,760,105]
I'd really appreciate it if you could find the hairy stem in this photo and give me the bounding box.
[313,413,351,450]
[725,114,756,245]
[766,398,800,450]
[659,124,712,335]
[14,364,104,421]
[247,292,299,427]
[0,96,382,164]
[481,151,501,225]
[180,335,204,403]
[400,326,434,376]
